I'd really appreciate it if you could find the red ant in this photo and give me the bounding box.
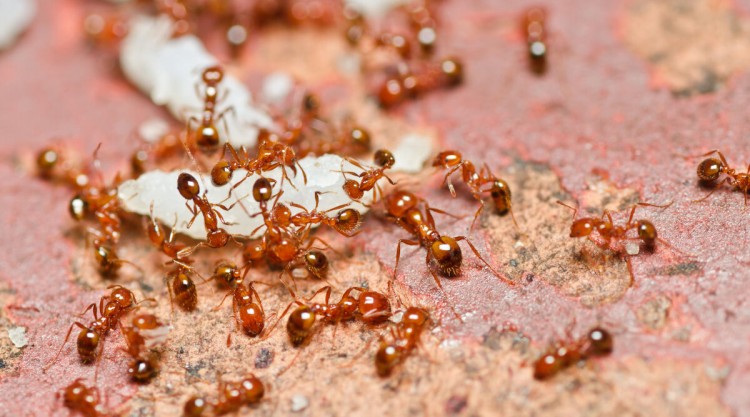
[375,307,430,377]
[177,172,242,253]
[210,262,268,339]
[45,286,141,370]
[695,150,750,204]
[432,150,517,230]
[533,327,613,380]
[261,190,362,237]
[120,313,168,383]
[187,66,235,154]
[341,149,397,203]
[283,286,393,346]
[385,190,514,314]
[166,264,200,312]
[376,57,463,108]
[521,7,548,75]
[60,379,109,417]
[184,374,265,416]
[557,200,679,284]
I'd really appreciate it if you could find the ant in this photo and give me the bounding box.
[285,191,363,237]
[385,190,514,313]
[521,7,548,75]
[341,149,397,203]
[166,264,200,312]
[177,172,242,253]
[121,313,168,383]
[533,327,613,380]
[695,150,750,204]
[375,307,430,377]
[283,286,393,346]
[184,374,265,416]
[60,379,108,417]
[187,66,235,154]
[45,286,140,369]
[376,57,463,108]
[557,200,679,284]
[432,151,517,230]
[210,262,268,338]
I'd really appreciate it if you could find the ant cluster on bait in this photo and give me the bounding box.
[26,1,723,415]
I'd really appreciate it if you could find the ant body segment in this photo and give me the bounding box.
[375,307,429,377]
[184,374,265,416]
[188,66,235,154]
[60,379,109,417]
[121,313,168,383]
[533,327,613,380]
[695,150,750,204]
[341,149,397,203]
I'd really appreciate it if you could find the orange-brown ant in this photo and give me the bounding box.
[120,313,168,383]
[285,191,363,237]
[694,150,750,204]
[533,327,613,380]
[177,172,242,254]
[166,265,200,312]
[187,66,235,154]
[376,57,463,108]
[557,200,680,284]
[432,150,517,230]
[341,149,397,203]
[210,262,269,339]
[385,190,514,314]
[188,374,265,416]
[375,307,429,377]
[282,286,392,347]
[45,286,142,370]
[521,7,548,74]
[60,379,109,417]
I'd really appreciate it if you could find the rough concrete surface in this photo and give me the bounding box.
[0,0,749,416]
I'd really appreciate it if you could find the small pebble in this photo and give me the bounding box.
[291,394,309,412]
[8,327,27,348]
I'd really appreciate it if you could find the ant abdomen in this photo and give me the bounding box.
[128,357,158,383]
[585,328,613,356]
[238,304,264,337]
[430,236,462,277]
[636,220,657,248]
[358,291,391,324]
[177,173,201,200]
[490,179,512,215]
[304,251,328,279]
[697,158,724,182]
[287,305,316,346]
[375,343,402,377]
[76,328,100,363]
[211,160,233,186]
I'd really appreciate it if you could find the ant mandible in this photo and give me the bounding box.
[188,66,236,154]
[533,327,613,380]
[695,150,750,204]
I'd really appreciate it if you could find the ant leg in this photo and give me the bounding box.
[625,256,636,288]
[43,322,88,371]
[295,160,308,184]
[184,201,200,229]
[426,206,464,220]
[383,173,397,186]
[212,291,235,312]
[426,253,462,322]
[556,200,579,218]
[76,303,98,319]
[393,239,420,279]
[469,201,485,233]
[454,236,516,286]
[440,165,463,198]
[693,177,733,203]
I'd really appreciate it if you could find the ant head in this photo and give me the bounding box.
[184,397,208,417]
[110,286,136,309]
[335,208,361,234]
[240,375,265,403]
[197,126,220,153]
[272,203,291,223]
[433,151,462,168]
[343,179,363,200]
[349,126,371,151]
[385,190,418,218]
[207,229,231,249]
[569,218,597,238]
[62,379,90,404]
[373,149,395,168]
[69,195,88,221]
[697,158,724,182]
[304,250,329,279]
[202,66,224,84]
[358,291,391,324]
[132,314,161,330]
[211,160,233,186]
[440,57,464,86]
[378,77,406,108]
[95,245,120,274]
[177,173,201,200]
[584,327,613,358]
[252,177,274,203]
[243,240,266,264]
[636,220,657,247]
[431,236,462,277]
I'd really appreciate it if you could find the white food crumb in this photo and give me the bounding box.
[118,154,375,240]
[138,118,171,143]
[120,15,273,148]
[391,134,433,173]
[0,0,36,50]
[626,242,640,256]
[8,326,28,348]
[345,0,408,18]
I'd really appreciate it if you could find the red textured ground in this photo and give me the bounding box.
[1,0,749,416]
